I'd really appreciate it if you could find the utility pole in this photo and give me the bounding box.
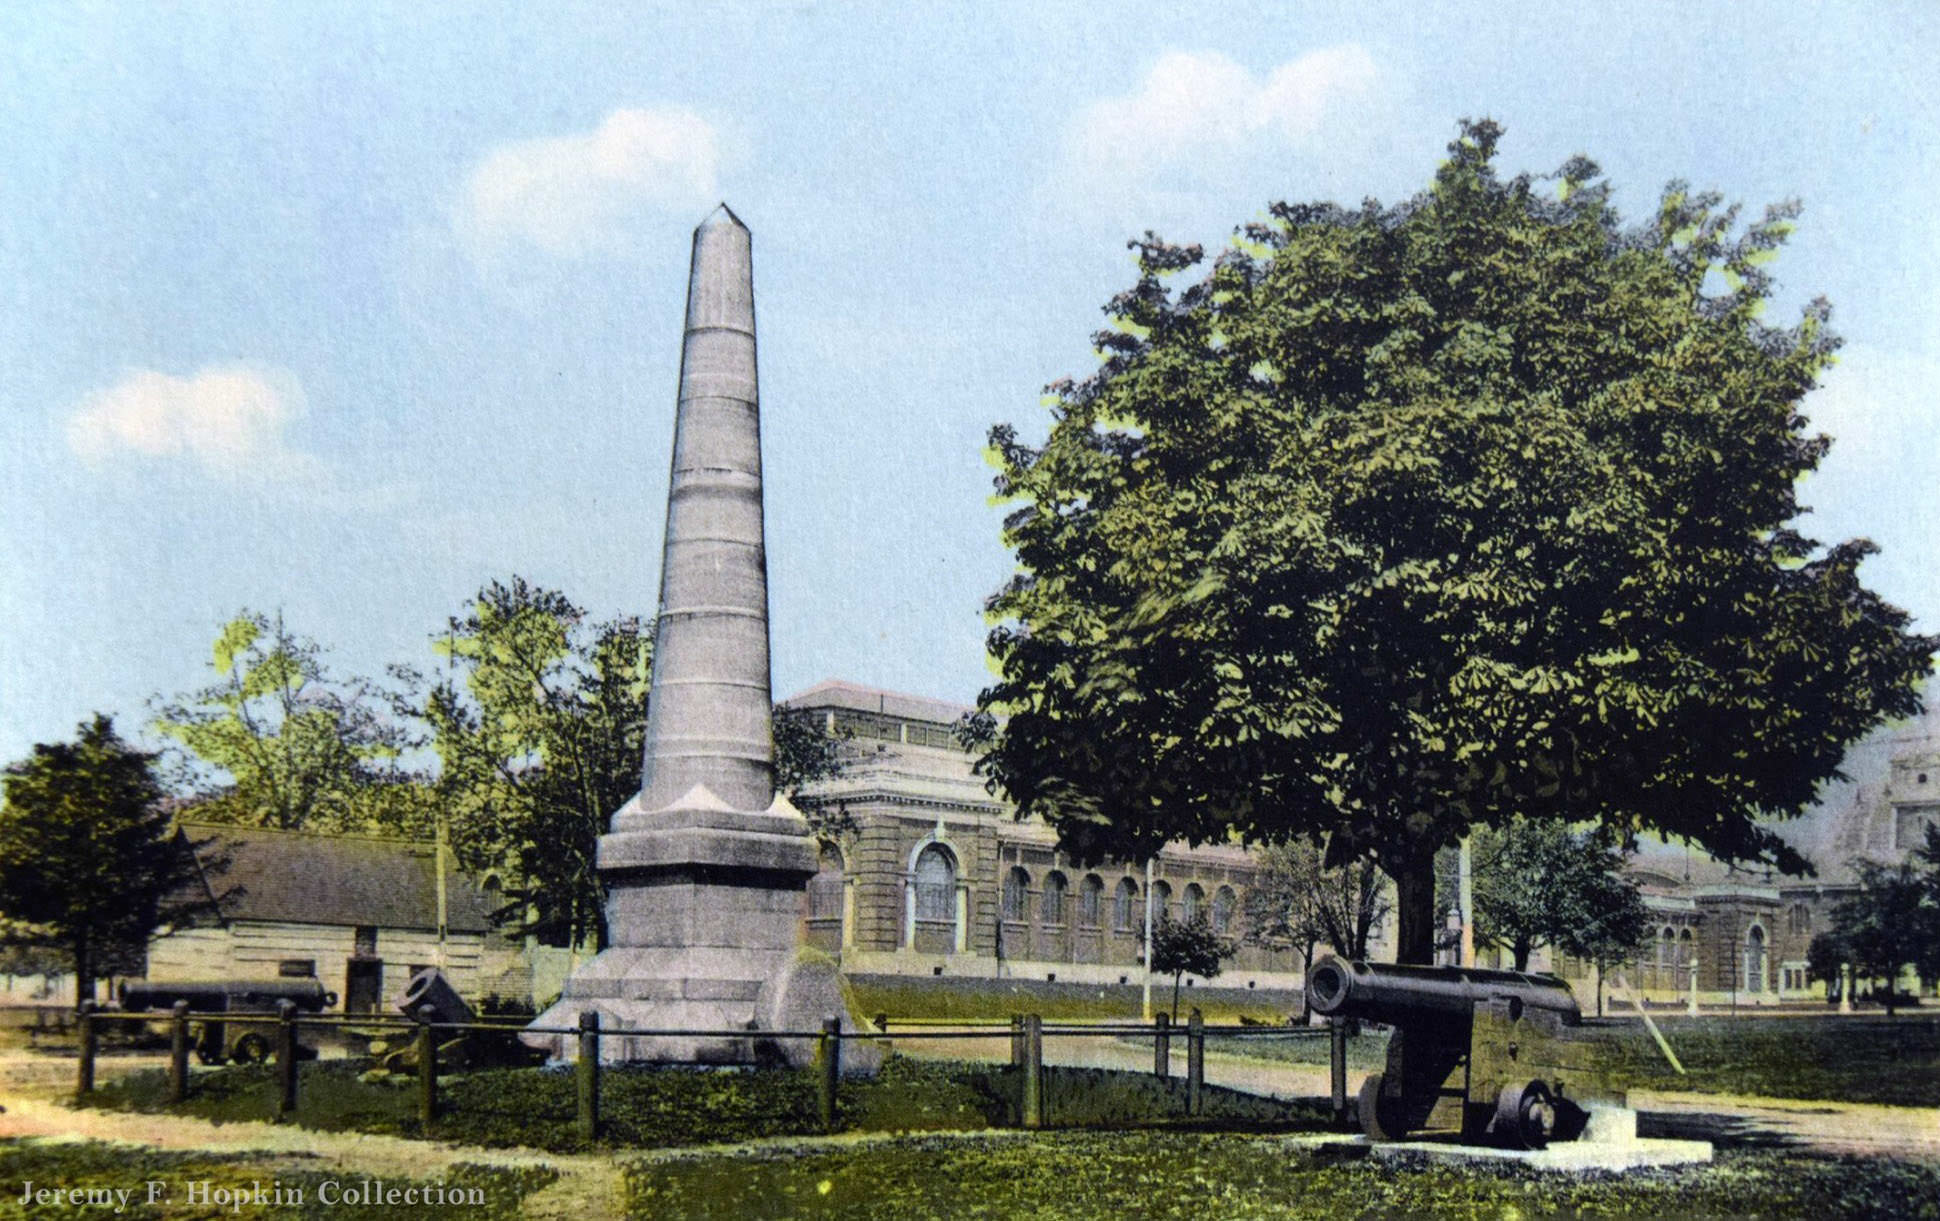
[1141,858,1155,1020]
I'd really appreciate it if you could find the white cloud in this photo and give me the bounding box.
[457,107,721,260]
[64,364,316,480]
[1062,46,1380,192]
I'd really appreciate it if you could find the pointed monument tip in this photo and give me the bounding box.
[698,202,747,231]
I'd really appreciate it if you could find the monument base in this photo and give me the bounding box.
[525,789,878,1073]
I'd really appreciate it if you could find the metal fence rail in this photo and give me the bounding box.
[68,999,1346,1139]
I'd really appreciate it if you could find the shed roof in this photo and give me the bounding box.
[180,823,496,933]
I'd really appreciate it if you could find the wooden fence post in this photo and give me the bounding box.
[1186,1008,1204,1117]
[276,1000,298,1118]
[169,1001,191,1103]
[819,1017,842,1133]
[1010,1013,1024,1069]
[1021,1014,1044,1130]
[415,1005,436,1131]
[75,1000,96,1098]
[1329,1017,1348,1127]
[576,1011,600,1142]
[1153,1012,1170,1079]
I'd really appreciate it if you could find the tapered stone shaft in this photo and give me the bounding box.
[633,204,773,817]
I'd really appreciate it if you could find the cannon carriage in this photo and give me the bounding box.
[1306,956,1623,1149]
[119,978,336,1064]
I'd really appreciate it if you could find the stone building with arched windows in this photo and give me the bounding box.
[782,680,1308,990]
[786,678,1940,1008]
[1538,697,1940,1007]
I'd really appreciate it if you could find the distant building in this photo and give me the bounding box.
[149,824,529,1011]
[1544,700,1940,1005]
[780,680,1306,991]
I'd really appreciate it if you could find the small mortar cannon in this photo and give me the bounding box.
[120,978,335,1064]
[369,968,476,1072]
[1306,957,1622,1149]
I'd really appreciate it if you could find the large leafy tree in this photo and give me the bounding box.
[0,717,207,1004]
[1467,819,1649,972]
[421,579,653,950]
[153,612,428,835]
[978,121,1934,963]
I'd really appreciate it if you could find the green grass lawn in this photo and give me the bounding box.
[623,1131,1940,1220]
[1206,1015,1940,1108]
[81,1056,1323,1153]
[0,1140,555,1220]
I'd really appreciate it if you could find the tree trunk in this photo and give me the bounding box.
[1171,974,1182,1023]
[1388,855,1437,965]
[73,936,93,1012]
[1513,938,1531,973]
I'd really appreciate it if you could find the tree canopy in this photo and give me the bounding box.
[152,611,427,835]
[1242,837,1388,968]
[1467,819,1650,972]
[977,121,1935,962]
[1149,911,1234,1022]
[0,716,207,1002]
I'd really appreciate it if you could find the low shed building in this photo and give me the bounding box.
[148,823,526,1012]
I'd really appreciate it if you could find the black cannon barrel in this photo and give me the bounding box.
[120,978,335,1013]
[1305,957,1580,1024]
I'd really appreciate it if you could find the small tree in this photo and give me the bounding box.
[1833,860,1934,1014]
[0,717,207,1005]
[1244,837,1389,1016]
[1563,877,1652,1018]
[1470,819,1650,972]
[1805,930,1849,1004]
[1149,912,1235,1022]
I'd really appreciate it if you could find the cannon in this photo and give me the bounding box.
[119,978,335,1064]
[1306,957,1621,1149]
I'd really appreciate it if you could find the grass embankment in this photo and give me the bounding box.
[626,1133,1940,1220]
[0,1140,554,1220]
[83,1056,1322,1152]
[1206,1015,1940,1108]
[846,974,1296,1024]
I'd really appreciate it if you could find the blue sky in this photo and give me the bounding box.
[2,2,1937,765]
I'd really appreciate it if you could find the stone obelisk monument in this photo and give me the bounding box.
[530,204,833,1063]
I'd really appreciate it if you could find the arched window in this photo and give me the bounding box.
[914,844,957,922]
[1212,886,1236,936]
[1113,878,1140,932]
[1152,880,1173,923]
[1043,872,1067,925]
[1745,924,1768,993]
[1789,903,1811,936]
[1079,875,1104,927]
[1003,866,1031,923]
[1657,927,1675,967]
[1182,884,1204,924]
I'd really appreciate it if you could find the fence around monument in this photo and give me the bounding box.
[66,1001,1346,1139]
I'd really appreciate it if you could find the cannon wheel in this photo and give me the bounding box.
[1494,1080,1555,1150]
[231,1032,272,1065]
[1358,1072,1409,1141]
